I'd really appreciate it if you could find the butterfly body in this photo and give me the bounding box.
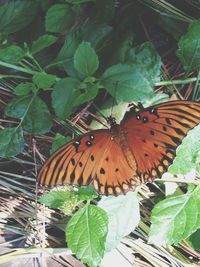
[38,101,200,196]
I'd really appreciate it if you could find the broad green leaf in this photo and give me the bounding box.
[52,77,80,120]
[45,4,75,33]
[14,83,35,96]
[74,41,99,76]
[101,64,154,102]
[66,204,108,267]
[0,45,25,64]
[149,186,200,245]
[5,95,33,118]
[5,95,52,134]
[169,124,200,175]
[98,191,140,252]
[0,0,37,34]
[176,19,200,71]
[78,186,98,201]
[39,191,76,208]
[31,34,58,55]
[32,72,56,90]
[0,126,24,157]
[57,23,112,76]
[23,96,52,134]
[126,42,161,85]
[50,133,70,154]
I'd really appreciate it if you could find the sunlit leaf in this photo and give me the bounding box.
[99,191,140,252]
[66,204,108,267]
[149,186,200,245]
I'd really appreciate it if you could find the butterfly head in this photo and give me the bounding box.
[107,116,119,130]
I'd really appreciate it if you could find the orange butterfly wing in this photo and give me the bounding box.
[38,100,200,196]
[121,100,200,183]
[38,129,139,195]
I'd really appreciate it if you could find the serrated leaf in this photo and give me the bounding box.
[0,45,25,64]
[57,23,112,76]
[50,133,71,154]
[74,41,99,76]
[39,191,75,208]
[52,77,80,120]
[0,0,37,34]
[31,34,58,55]
[45,4,75,33]
[149,186,200,245]
[0,126,24,157]
[14,83,35,96]
[169,124,200,175]
[5,95,52,134]
[176,19,200,71]
[98,191,140,252]
[101,64,154,103]
[126,42,161,85]
[32,72,56,90]
[66,204,108,267]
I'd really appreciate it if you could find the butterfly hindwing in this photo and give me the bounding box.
[37,129,139,195]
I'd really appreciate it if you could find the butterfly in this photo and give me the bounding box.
[37,100,200,196]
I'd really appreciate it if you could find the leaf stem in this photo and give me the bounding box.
[155,77,198,86]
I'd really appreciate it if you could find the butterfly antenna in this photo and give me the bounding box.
[92,103,107,120]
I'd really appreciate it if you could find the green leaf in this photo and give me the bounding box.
[74,41,99,76]
[50,133,70,154]
[66,204,108,267]
[99,191,140,252]
[187,229,200,251]
[39,191,75,208]
[45,4,75,33]
[0,0,37,34]
[176,19,200,71]
[31,34,58,55]
[78,186,98,201]
[0,126,24,157]
[0,45,25,64]
[57,23,112,76]
[5,95,52,134]
[74,82,99,106]
[14,83,35,96]
[149,186,200,245]
[126,42,161,85]
[101,64,154,102]
[32,72,56,90]
[52,77,80,120]
[169,124,200,175]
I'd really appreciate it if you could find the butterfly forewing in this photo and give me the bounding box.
[121,100,200,183]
